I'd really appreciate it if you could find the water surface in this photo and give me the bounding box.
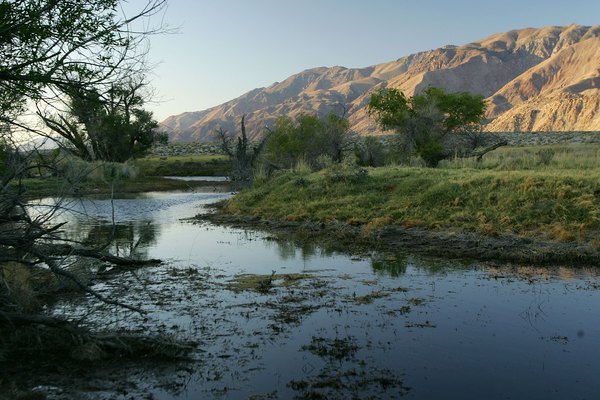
[39,191,600,399]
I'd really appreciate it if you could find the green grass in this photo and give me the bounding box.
[441,143,600,170]
[10,176,224,198]
[223,144,600,247]
[6,153,232,197]
[134,154,230,176]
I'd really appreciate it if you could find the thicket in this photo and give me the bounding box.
[263,113,351,169]
[218,113,355,183]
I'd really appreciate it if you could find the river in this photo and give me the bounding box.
[29,189,600,399]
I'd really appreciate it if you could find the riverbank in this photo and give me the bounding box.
[199,211,600,266]
[13,176,231,198]
[198,143,600,266]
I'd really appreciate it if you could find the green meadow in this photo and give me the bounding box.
[222,143,600,247]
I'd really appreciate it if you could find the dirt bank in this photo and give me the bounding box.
[197,210,600,267]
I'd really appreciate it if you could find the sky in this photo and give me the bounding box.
[137,0,600,121]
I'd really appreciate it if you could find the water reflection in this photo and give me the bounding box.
[266,237,338,262]
[79,220,159,259]
[371,253,408,277]
[34,191,600,400]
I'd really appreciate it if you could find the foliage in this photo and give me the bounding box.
[40,82,161,162]
[57,157,139,183]
[264,113,351,170]
[154,131,169,145]
[0,0,170,363]
[367,87,486,166]
[355,136,387,167]
[0,140,9,177]
[0,0,166,128]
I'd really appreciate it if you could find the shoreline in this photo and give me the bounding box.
[197,210,600,267]
[17,176,232,199]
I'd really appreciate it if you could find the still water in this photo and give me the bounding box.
[38,190,600,399]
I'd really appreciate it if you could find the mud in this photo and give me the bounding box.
[196,211,600,267]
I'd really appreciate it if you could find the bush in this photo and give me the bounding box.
[537,148,555,166]
[416,138,445,167]
[324,157,369,184]
[263,113,351,170]
[355,136,387,167]
[58,157,139,183]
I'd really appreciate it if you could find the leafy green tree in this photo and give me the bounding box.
[264,113,351,169]
[0,0,166,130]
[39,81,161,162]
[367,87,486,166]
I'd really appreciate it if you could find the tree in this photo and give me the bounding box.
[0,0,171,364]
[38,80,161,162]
[0,0,166,132]
[367,87,488,166]
[218,115,271,183]
[263,113,351,169]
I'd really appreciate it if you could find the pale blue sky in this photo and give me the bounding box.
[141,0,600,121]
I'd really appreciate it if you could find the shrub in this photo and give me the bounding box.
[355,136,387,167]
[58,157,139,183]
[263,113,351,170]
[537,148,555,166]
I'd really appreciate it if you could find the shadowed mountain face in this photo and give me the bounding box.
[162,24,600,142]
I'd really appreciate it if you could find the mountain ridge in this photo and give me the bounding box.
[162,24,600,142]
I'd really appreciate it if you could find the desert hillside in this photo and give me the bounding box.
[162,24,600,142]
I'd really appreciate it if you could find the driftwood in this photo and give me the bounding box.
[0,311,78,331]
[36,243,162,266]
[466,140,508,161]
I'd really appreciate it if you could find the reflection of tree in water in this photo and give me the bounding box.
[372,253,476,277]
[273,240,297,260]
[78,220,159,259]
[371,254,408,277]
[276,240,317,261]
[272,239,337,262]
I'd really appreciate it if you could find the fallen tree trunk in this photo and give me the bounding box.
[468,140,508,161]
[0,311,77,331]
[34,243,162,265]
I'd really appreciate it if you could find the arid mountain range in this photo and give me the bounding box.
[162,24,600,142]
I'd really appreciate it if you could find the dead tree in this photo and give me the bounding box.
[217,115,273,183]
[0,145,159,336]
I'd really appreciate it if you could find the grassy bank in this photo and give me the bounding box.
[221,144,600,248]
[134,154,230,176]
[7,153,232,198]
[12,176,229,198]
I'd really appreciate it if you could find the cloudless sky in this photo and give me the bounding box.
[138,0,600,121]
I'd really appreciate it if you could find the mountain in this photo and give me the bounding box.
[162,24,600,142]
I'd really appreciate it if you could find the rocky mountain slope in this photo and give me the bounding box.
[162,24,600,142]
